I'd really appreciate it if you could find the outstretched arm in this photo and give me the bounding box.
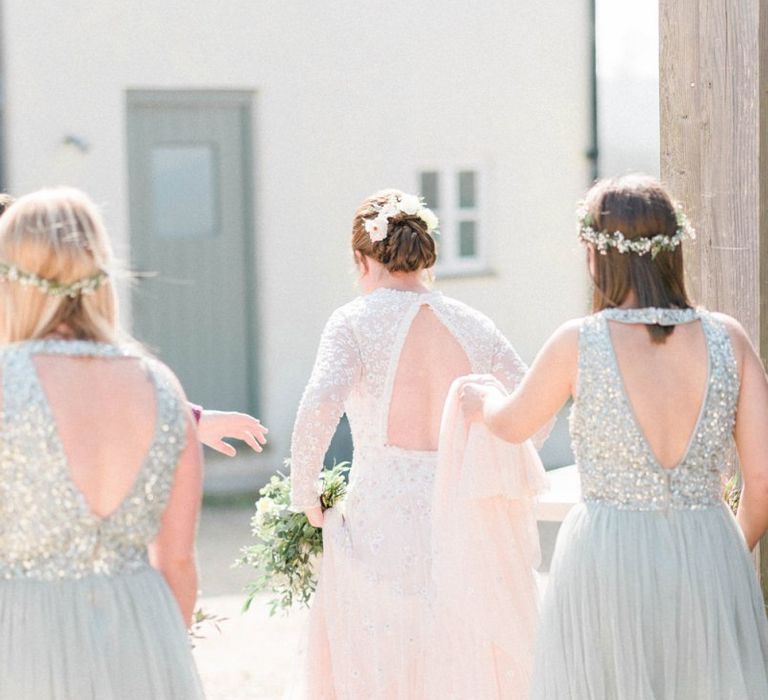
[724,316,768,550]
[290,309,361,526]
[196,409,268,456]
[462,320,580,443]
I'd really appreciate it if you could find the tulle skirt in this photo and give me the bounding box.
[0,566,204,699]
[287,430,545,700]
[531,500,768,699]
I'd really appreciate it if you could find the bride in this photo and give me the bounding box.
[287,189,547,698]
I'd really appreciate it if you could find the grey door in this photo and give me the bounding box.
[126,90,257,412]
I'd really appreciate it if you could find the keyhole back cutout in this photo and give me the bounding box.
[387,305,471,451]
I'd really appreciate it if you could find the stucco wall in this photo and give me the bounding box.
[3,1,590,468]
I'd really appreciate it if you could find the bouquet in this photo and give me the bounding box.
[238,460,350,615]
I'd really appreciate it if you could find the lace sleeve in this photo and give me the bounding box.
[290,308,361,510]
[491,327,553,448]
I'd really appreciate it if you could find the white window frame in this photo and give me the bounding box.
[416,166,487,276]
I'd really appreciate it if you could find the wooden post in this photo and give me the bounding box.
[660,0,768,594]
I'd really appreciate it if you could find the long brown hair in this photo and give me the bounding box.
[584,175,692,343]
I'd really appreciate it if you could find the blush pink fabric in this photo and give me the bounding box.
[430,377,548,698]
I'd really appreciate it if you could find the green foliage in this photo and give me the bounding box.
[189,607,227,646]
[237,460,350,616]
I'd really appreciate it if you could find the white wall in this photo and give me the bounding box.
[596,0,660,178]
[3,1,591,467]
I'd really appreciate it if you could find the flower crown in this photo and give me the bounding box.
[577,204,695,258]
[364,193,439,243]
[0,261,108,298]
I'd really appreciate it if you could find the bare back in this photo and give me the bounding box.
[289,289,529,508]
[387,306,471,451]
[0,338,200,587]
[608,319,708,470]
[34,354,157,519]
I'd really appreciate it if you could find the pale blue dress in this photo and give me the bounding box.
[531,308,768,699]
[0,339,204,699]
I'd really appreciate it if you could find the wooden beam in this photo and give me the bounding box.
[660,0,768,595]
[759,0,768,592]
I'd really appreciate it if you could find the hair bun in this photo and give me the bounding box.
[351,189,438,273]
[382,216,436,272]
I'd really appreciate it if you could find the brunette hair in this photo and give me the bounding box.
[0,187,121,344]
[351,189,437,273]
[584,174,693,343]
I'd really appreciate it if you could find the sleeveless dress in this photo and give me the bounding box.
[288,288,539,699]
[0,339,204,699]
[531,308,768,699]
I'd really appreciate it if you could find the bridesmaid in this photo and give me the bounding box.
[0,188,205,698]
[461,175,768,698]
[0,191,269,458]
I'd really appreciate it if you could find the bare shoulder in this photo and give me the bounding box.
[546,317,585,352]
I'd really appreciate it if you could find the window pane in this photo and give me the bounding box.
[151,144,217,238]
[420,171,439,210]
[458,171,476,208]
[458,220,477,257]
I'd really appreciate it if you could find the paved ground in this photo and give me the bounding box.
[192,503,301,700]
[192,492,560,700]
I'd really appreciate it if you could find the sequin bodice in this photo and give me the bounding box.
[571,308,739,510]
[0,339,186,580]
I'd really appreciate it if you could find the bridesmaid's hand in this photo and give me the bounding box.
[198,410,268,456]
[305,506,324,528]
[459,376,505,423]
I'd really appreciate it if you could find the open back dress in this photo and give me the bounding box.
[288,288,538,699]
[0,339,203,699]
[531,308,768,699]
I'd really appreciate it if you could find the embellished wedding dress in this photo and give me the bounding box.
[0,339,204,699]
[288,288,539,699]
[531,308,768,699]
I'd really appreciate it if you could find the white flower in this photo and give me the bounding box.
[418,207,439,232]
[398,193,421,215]
[256,497,277,517]
[365,213,390,243]
[363,192,439,241]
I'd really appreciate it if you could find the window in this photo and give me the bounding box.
[151,143,219,238]
[418,168,485,275]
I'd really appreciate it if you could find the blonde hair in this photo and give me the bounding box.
[0,187,121,344]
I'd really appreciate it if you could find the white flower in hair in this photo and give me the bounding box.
[418,207,439,232]
[364,192,439,243]
[398,194,421,216]
[0,260,108,297]
[364,212,391,243]
[576,203,695,258]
